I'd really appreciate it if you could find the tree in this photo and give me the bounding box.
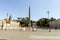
[37,17,56,28]
[31,20,36,26]
[50,17,56,21]
[25,17,29,27]
[17,17,30,27]
[37,18,50,28]
[20,18,26,27]
[17,17,21,26]
[37,19,41,27]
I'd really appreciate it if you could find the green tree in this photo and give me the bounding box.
[31,20,36,26]
[25,17,29,27]
[20,18,26,27]
[17,17,30,27]
[37,18,50,28]
[50,17,56,21]
[17,17,21,26]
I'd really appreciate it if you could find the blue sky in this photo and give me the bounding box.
[0,0,60,21]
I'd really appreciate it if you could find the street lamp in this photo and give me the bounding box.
[47,11,51,32]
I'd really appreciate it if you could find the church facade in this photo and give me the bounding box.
[0,15,20,30]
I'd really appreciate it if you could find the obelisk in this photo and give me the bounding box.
[28,6,31,30]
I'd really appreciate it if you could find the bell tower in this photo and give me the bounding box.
[9,14,12,22]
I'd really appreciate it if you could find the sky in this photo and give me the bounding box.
[0,0,60,21]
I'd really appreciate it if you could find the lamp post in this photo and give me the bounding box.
[47,11,51,32]
[2,20,3,30]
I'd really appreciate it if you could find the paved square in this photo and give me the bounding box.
[0,29,60,40]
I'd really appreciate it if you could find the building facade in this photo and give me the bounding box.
[49,20,60,29]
